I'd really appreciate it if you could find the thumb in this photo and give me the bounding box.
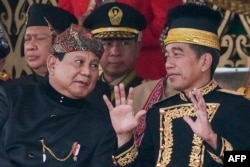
[135,110,147,122]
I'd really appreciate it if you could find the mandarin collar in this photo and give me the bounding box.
[179,79,218,101]
[41,80,86,109]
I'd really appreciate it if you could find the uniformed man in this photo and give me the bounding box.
[0,23,11,84]
[0,23,116,166]
[83,2,147,102]
[103,3,250,167]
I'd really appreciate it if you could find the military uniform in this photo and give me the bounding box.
[100,70,142,103]
[112,80,250,167]
[0,78,116,167]
[84,2,147,103]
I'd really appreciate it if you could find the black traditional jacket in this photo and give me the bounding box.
[0,79,116,167]
[5,73,111,116]
[113,80,250,167]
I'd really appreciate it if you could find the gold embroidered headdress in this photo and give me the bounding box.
[160,3,222,51]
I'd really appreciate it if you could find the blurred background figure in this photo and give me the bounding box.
[58,0,183,80]
[0,23,11,84]
[83,2,147,103]
[21,3,78,83]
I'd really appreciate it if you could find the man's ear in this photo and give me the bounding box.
[47,54,56,75]
[200,53,212,72]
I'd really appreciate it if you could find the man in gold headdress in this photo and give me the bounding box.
[0,24,116,166]
[103,3,250,167]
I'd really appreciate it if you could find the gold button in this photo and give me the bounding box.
[156,163,161,167]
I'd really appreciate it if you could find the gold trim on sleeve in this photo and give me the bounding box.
[207,151,223,164]
[112,144,138,166]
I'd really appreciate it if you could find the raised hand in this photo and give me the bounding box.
[183,88,217,149]
[103,83,146,147]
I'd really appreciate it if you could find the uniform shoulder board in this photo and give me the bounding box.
[0,71,11,81]
[217,88,244,96]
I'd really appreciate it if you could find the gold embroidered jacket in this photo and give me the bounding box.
[112,80,250,167]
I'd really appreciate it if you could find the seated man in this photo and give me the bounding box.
[0,23,116,166]
[104,3,250,167]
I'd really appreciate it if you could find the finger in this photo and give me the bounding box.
[189,90,198,110]
[195,89,207,111]
[119,83,126,105]
[127,87,134,106]
[114,86,121,106]
[192,89,207,119]
[135,110,147,122]
[103,95,114,111]
[183,115,194,127]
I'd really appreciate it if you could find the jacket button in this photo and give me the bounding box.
[50,114,56,119]
[28,152,35,158]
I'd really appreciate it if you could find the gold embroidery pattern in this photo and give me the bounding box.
[218,137,233,158]
[113,144,138,166]
[180,80,218,101]
[158,102,220,167]
[207,151,223,164]
[190,134,203,167]
[0,71,11,81]
[157,110,173,166]
[164,28,220,50]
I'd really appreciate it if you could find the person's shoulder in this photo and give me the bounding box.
[216,88,250,102]
[4,74,42,86]
[216,88,244,96]
[151,92,179,108]
[134,78,162,90]
[216,88,246,100]
[2,75,41,90]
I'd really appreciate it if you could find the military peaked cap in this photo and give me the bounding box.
[83,2,147,40]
